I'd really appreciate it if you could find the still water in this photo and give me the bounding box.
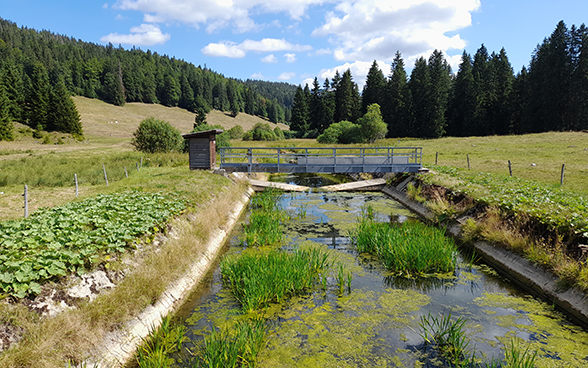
[176,176,588,367]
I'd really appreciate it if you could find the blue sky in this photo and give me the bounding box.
[1,0,587,88]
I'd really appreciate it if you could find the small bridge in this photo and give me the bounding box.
[220,147,422,174]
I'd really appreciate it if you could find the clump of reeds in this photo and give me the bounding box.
[135,316,187,368]
[193,318,268,368]
[220,247,332,312]
[419,311,538,368]
[242,188,288,246]
[350,206,457,276]
[419,310,470,365]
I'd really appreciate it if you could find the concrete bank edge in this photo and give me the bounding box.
[89,186,255,368]
[381,183,588,329]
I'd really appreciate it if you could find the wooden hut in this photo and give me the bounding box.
[182,129,223,170]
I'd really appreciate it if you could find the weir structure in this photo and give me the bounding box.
[220,146,423,174]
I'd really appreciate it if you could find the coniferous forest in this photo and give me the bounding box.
[0,17,295,141]
[1,18,588,142]
[291,21,588,139]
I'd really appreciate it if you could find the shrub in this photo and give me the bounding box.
[273,127,285,140]
[317,120,361,144]
[226,125,244,140]
[132,117,184,153]
[243,123,278,141]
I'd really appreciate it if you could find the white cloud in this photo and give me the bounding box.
[312,0,480,63]
[202,38,312,58]
[103,3,109,9]
[100,23,170,46]
[261,54,278,63]
[314,60,386,89]
[114,0,329,33]
[278,72,296,80]
[284,53,296,63]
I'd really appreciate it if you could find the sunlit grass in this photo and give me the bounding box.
[351,206,457,276]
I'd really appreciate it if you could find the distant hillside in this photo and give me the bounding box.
[74,96,288,139]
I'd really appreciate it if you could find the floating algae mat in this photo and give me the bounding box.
[176,188,588,367]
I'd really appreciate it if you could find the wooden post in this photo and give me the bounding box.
[74,174,79,197]
[140,157,143,168]
[136,162,140,171]
[467,154,470,170]
[124,166,128,178]
[103,163,109,186]
[23,184,28,218]
[508,160,512,177]
[561,164,565,186]
[435,152,438,165]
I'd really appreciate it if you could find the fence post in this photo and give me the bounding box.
[140,157,143,168]
[124,166,128,178]
[103,163,109,186]
[467,154,470,170]
[561,164,565,186]
[136,162,140,171]
[508,160,512,177]
[74,174,79,197]
[435,152,438,165]
[23,184,28,218]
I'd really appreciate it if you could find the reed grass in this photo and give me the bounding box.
[419,311,538,368]
[351,206,457,276]
[135,316,187,368]
[242,188,288,247]
[192,318,268,368]
[220,247,332,313]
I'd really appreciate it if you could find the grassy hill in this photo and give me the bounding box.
[73,96,289,139]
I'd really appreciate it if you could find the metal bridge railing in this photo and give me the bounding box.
[219,147,423,174]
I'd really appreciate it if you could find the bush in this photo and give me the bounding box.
[317,120,361,144]
[132,117,184,153]
[273,127,285,140]
[226,125,244,140]
[243,123,278,141]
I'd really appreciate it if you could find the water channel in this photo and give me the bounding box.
[175,174,588,367]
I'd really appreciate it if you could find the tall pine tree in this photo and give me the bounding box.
[362,60,386,114]
[385,51,412,137]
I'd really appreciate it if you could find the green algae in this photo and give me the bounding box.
[257,288,430,367]
[474,292,588,366]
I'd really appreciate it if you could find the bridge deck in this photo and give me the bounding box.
[220,147,422,173]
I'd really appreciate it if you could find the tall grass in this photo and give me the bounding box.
[350,206,457,276]
[220,247,332,312]
[0,151,187,187]
[192,318,268,368]
[242,188,288,246]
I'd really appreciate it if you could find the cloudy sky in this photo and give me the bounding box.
[2,0,587,88]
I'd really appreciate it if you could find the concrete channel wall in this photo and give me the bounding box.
[88,186,255,368]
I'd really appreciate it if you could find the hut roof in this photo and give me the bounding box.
[182,129,224,139]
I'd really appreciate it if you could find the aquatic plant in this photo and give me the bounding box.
[242,188,288,246]
[351,206,457,276]
[193,318,268,368]
[419,310,470,365]
[135,316,187,368]
[220,247,332,312]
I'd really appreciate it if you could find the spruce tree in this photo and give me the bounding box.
[488,48,515,135]
[362,60,386,114]
[472,44,491,135]
[335,69,361,123]
[409,57,432,138]
[1,59,25,123]
[426,50,451,138]
[447,52,475,136]
[290,86,310,132]
[385,51,412,137]
[49,75,83,136]
[0,83,14,141]
[25,62,51,130]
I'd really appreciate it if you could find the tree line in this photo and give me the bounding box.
[0,17,296,141]
[291,21,588,139]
